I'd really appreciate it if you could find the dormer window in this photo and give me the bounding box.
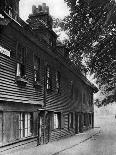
[6,6,13,17]
[9,9,12,17]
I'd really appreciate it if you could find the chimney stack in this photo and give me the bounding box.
[27,3,53,29]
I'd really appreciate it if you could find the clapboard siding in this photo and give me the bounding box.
[0,31,44,105]
[0,13,96,147]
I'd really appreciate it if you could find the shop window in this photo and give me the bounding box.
[0,45,10,57]
[68,112,73,129]
[54,113,61,129]
[19,112,33,138]
[46,65,52,91]
[56,71,61,93]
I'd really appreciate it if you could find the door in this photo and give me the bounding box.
[37,115,43,145]
[79,113,83,133]
[45,113,50,144]
[75,112,79,134]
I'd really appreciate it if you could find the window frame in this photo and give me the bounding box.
[56,71,61,93]
[16,43,26,79]
[53,112,61,129]
[18,112,33,138]
[46,65,52,91]
[33,55,40,83]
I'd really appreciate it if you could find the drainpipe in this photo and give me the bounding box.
[43,62,47,144]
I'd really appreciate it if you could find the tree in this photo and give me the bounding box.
[63,0,116,106]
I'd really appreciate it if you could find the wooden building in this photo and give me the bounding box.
[0,1,98,148]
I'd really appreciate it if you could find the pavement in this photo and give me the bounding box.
[0,127,101,155]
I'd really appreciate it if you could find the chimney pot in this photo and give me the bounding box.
[32,5,37,14]
[46,6,49,13]
[42,3,46,12]
[38,5,42,12]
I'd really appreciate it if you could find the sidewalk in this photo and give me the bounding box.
[0,127,101,155]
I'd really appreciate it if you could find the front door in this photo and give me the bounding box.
[45,113,50,144]
[75,112,79,134]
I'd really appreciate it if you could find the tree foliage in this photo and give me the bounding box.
[63,0,116,106]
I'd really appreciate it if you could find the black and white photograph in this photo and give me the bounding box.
[0,0,116,154]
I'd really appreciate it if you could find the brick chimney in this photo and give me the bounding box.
[27,3,53,29]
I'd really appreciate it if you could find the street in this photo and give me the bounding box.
[56,114,116,155]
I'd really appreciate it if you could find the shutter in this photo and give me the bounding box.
[61,113,64,129]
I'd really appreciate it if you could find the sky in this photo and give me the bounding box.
[19,0,70,21]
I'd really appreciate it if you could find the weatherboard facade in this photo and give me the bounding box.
[0,0,97,147]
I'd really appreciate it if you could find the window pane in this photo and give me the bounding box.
[25,128,28,137]
[16,63,21,76]
[54,114,58,129]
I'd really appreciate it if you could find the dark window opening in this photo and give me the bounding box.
[68,112,73,129]
[16,44,26,79]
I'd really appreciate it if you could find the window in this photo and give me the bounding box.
[54,113,61,129]
[83,93,86,104]
[70,81,73,98]
[19,112,33,138]
[34,55,40,82]
[0,45,10,57]
[16,44,26,78]
[83,113,87,126]
[68,112,73,129]
[46,65,52,91]
[6,6,13,17]
[56,71,61,93]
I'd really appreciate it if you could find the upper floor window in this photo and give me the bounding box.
[89,94,93,105]
[70,81,73,98]
[34,55,40,82]
[83,93,86,104]
[56,71,61,93]
[46,65,52,91]
[0,45,10,57]
[16,43,26,78]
